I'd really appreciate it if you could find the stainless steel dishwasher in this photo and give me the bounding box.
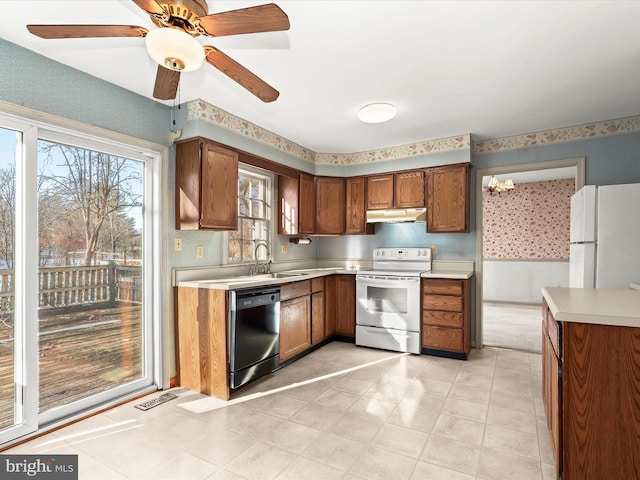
[229,285,280,389]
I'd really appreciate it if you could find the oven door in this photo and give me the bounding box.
[356,274,421,331]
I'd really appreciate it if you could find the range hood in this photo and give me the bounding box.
[366,208,427,223]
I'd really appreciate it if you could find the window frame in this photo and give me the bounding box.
[224,163,275,266]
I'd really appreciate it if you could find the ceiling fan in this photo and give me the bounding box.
[27,0,290,102]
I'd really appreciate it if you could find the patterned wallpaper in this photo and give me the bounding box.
[482,179,574,260]
[187,99,640,166]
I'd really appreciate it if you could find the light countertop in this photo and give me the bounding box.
[177,261,474,290]
[176,267,352,290]
[421,269,473,280]
[542,286,640,328]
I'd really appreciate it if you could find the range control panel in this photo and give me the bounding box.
[373,247,432,261]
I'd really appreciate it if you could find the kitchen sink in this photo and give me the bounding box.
[266,272,303,278]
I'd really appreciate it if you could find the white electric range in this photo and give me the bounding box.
[355,247,431,354]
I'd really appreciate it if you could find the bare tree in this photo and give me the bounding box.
[39,141,142,266]
[0,164,15,269]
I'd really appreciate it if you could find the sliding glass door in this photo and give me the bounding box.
[0,115,162,445]
[0,124,38,443]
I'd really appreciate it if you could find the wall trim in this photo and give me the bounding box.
[188,99,640,166]
[472,114,640,154]
[187,100,470,165]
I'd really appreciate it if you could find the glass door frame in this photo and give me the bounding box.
[0,109,168,445]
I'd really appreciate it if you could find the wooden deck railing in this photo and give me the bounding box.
[0,265,141,316]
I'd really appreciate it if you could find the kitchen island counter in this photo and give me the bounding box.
[542,286,640,328]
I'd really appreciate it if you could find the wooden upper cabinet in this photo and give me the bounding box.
[395,171,425,208]
[345,177,374,235]
[315,176,346,235]
[278,175,299,235]
[367,171,425,210]
[426,163,470,233]
[175,138,238,230]
[367,174,394,209]
[298,172,316,234]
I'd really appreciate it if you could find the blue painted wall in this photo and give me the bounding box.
[0,38,172,146]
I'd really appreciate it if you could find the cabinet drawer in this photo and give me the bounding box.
[422,279,463,296]
[423,294,463,312]
[281,280,311,301]
[422,326,463,352]
[311,277,324,293]
[547,313,561,359]
[423,310,463,328]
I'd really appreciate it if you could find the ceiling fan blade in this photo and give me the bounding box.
[27,25,148,39]
[204,46,279,102]
[131,0,165,16]
[198,3,290,37]
[153,65,180,100]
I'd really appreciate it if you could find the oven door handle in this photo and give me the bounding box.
[357,275,421,285]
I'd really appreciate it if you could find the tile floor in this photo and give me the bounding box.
[7,342,556,480]
[482,302,542,354]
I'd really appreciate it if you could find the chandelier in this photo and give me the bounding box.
[486,175,515,194]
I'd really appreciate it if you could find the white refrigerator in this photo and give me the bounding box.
[570,183,640,288]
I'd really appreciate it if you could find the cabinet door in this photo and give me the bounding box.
[311,291,325,345]
[299,173,315,234]
[278,174,299,235]
[280,296,311,361]
[395,171,425,208]
[345,177,373,234]
[334,275,356,336]
[426,164,469,233]
[324,276,337,337]
[316,177,346,234]
[200,142,239,230]
[367,174,394,209]
[549,342,562,477]
[175,139,202,230]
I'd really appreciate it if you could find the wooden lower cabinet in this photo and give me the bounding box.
[326,275,356,337]
[280,280,312,362]
[421,278,471,359]
[280,296,311,361]
[311,277,326,345]
[176,286,229,400]
[542,301,640,479]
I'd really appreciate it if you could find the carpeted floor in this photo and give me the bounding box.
[482,302,542,354]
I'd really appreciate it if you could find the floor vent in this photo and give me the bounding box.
[134,392,177,411]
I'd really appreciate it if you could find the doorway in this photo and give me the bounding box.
[0,113,165,446]
[474,158,585,352]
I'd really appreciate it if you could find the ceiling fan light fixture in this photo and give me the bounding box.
[357,103,397,124]
[145,27,204,72]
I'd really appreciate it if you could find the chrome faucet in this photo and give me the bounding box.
[249,241,270,275]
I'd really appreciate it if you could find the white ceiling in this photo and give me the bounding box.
[2,1,640,155]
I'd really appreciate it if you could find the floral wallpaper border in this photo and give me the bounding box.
[187,100,470,165]
[473,115,640,154]
[187,99,640,165]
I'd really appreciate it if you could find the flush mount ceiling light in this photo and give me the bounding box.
[357,103,397,124]
[145,27,205,72]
